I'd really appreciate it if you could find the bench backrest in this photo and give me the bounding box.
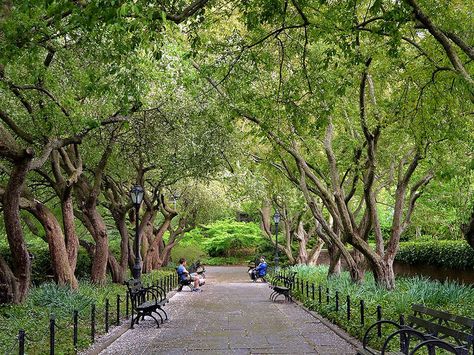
[124,279,143,294]
[271,272,296,288]
[409,304,474,351]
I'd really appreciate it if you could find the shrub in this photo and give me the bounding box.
[396,240,474,269]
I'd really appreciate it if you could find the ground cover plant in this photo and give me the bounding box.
[289,265,474,351]
[0,270,174,355]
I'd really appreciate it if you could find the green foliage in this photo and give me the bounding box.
[173,220,267,265]
[199,220,264,257]
[396,240,474,270]
[291,265,474,351]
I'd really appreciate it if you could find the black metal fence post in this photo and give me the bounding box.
[301,278,304,295]
[326,287,330,304]
[335,291,339,312]
[18,329,25,355]
[399,314,406,352]
[49,314,55,355]
[116,295,120,326]
[126,291,129,318]
[311,283,315,300]
[318,285,322,304]
[306,281,309,298]
[73,310,78,352]
[377,305,382,337]
[360,300,365,325]
[105,298,109,333]
[346,296,351,321]
[91,304,96,343]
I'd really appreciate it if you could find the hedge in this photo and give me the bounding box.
[395,240,474,270]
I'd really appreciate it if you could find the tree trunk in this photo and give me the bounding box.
[142,218,156,273]
[2,158,32,303]
[62,192,79,273]
[0,254,18,304]
[351,238,396,289]
[83,206,109,285]
[371,258,395,290]
[26,201,78,288]
[107,251,125,283]
[295,221,309,264]
[143,216,172,272]
[307,240,324,266]
[161,244,173,267]
[327,243,341,277]
[109,209,130,282]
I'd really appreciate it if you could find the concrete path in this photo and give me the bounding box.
[98,266,358,354]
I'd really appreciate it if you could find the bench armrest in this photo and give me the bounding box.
[362,320,402,348]
[381,328,426,354]
[408,339,462,355]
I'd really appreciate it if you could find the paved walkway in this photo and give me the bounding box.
[98,266,357,354]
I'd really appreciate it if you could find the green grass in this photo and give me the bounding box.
[0,270,175,355]
[288,265,474,351]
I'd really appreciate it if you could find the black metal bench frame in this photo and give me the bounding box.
[125,279,168,329]
[358,304,474,355]
[268,272,296,302]
[177,278,193,292]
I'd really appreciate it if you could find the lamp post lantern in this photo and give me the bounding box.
[130,185,144,279]
[273,211,280,270]
[172,192,180,210]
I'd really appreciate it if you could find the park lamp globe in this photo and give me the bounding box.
[273,211,281,224]
[130,185,144,207]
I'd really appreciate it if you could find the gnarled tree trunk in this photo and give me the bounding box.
[0,254,18,304]
[82,205,109,285]
[2,156,33,303]
[62,192,79,273]
[25,199,77,288]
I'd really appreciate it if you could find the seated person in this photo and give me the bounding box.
[250,257,267,281]
[188,260,206,286]
[176,257,201,292]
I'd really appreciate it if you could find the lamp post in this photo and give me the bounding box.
[172,192,180,210]
[273,210,280,270]
[130,185,144,280]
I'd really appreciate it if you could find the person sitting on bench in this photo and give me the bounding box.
[250,256,267,281]
[177,257,201,292]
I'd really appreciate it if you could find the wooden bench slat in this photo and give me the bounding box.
[412,304,474,328]
[408,315,472,343]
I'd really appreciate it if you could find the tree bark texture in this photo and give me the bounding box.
[25,200,78,288]
[82,205,109,285]
[2,156,32,303]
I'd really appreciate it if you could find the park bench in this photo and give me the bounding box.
[177,261,206,291]
[124,279,169,329]
[177,278,193,292]
[268,272,296,302]
[358,304,474,355]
